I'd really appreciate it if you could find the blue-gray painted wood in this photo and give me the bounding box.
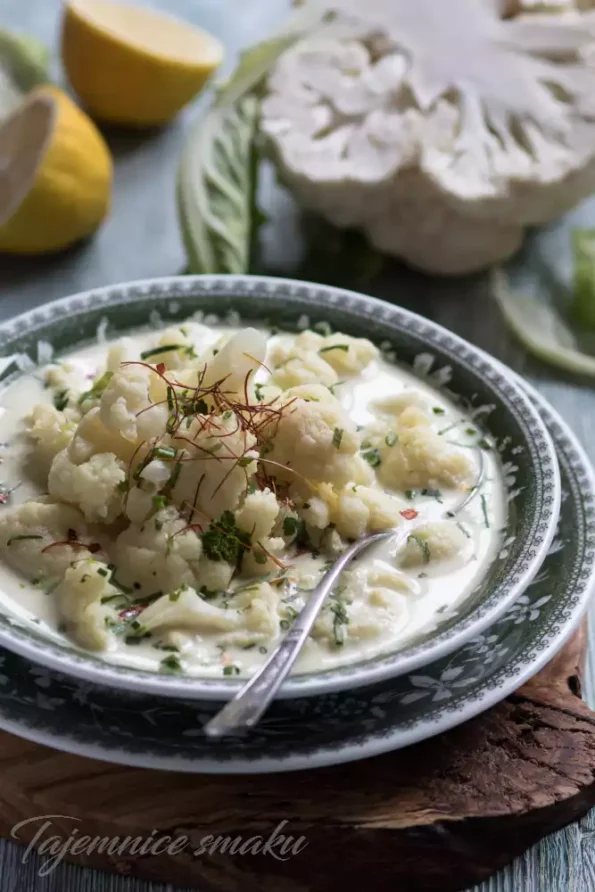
[0,0,594,889]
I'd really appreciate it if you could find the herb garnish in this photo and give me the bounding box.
[53,390,69,411]
[7,534,43,545]
[407,534,431,563]
[140,345,185,360]
[480,494,490,528]
[385,431,398,447]
[202,510,251,565]
[160,655,183,674]
[78,370,113,405]
[319,344,349,354]
[332,427,344,449]
[330,599,349,646]
[362,447,381,468]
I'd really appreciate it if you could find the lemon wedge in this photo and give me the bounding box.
[61,0,224,127]
[0,85,112,254]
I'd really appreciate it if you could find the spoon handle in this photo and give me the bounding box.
[203,530,393,738]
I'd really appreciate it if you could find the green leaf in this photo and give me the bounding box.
[570,229,595,330]
[493,268,595,378]
[177,6,324,275]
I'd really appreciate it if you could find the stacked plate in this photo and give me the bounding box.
[0,275,592,774]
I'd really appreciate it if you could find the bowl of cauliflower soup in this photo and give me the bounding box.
[0,276,560,699]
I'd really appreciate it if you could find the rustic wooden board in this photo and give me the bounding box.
[0,625,591,892]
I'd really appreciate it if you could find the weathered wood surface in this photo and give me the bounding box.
[0,627,589,892]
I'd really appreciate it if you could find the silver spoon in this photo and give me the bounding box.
[204,449,486,738]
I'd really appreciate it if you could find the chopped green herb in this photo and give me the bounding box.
[140,345,185,360]
[385,431,398,447]
[258,646,268,655]
[223,664,240,676]
[155,518,164,531]
[456,522,471,539]
[254,382,265,402]
[153,643,179,652]
[97,567,109,577]
[247,481,258,495]
[362,448,381,468]
[407,534,431,564]
[53,389,69,411]
[167,461,182,490]
[202,510,250,565]
[166,386,174,413]
[222,410,233,420]
[280,619,290,631]
[125,633,151,646]
[153,446,176,461]
[183,398,208,416]
[282,516,300,538]
[7,534,43,545]
[117,479,129,493]
[160,655,183,674]
[242,642,257,650]
[184,345,197,359]
[78,370,113,405]
[319,344,349,354]
[330,599,349,646]
[332,427,344,449]
[238,456,253,468]
[405,490,415,500]
[421,488,442,499]
[432,407,445,415]
[199,586,219,600]
[169,589,182,602]
[478,438,491,450]
[254,551,268,565]
[313,321,333,336]
[480,494,490,528]
[152,495,168,511]
[466,427,477,436]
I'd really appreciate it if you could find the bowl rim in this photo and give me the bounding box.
[0,273,561,700]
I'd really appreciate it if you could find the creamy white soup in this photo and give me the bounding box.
[0,319,506,677]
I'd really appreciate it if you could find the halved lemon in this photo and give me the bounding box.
[61,0,224,127]
[0,85,112,254]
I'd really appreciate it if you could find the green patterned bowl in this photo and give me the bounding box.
[0,275,560,700]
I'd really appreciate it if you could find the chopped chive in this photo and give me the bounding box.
[385,431,398,447]
[432,406,445,415]
[478,438,491,450]
[97,567,109,577]
[405,489,415,500]
[238,456,253,468]
[362,448,381,468]
[456,521,471,539]
[407,534,431,563]
[78,370,113,405]
[166,386,174,413]
[7,534,43,545]
[152,495,168,511]
[140,345,185,360]
[254,551,268,565]
[53,389,69,411]
[332,427,344,449]
[160,655,183,674]
[319,344,349,354]
[153,446,176,461]
[223,664,240,676]
[421,488,442,499]
[254,382,264,402]
[283,516,300,538]
[167,461,182,490]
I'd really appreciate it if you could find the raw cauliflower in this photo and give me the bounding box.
[0,499,102,582]
[264,397,369,488]
[48,450,126,524]
[56,559,119,651]
[99,364,168,443]
[400,521,468,568]
[114,506,202,595]
[26,404,77,474]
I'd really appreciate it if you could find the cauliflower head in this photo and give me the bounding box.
[261,0,595,273]
[48,450,126,524]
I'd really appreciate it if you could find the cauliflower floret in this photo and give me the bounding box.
[141,585,243,634]
[365,406,475,491]
[198,328,267,401]
[242,536,286,577]
[0,499,100,582]
[308,482,403,539]
[400,521,468,568]
[99,365,168,443]
[171,413,257,521]
[313,332,378,376]
[298,495,331,530]
[271,346,338,391]
[68,407,138,465]
[48,450,125,524]
[114,506,202,595]
[235,489,279,543]
[197,556,234,594]
[26,404,77,474]
[220,581,281,645]
[264,398,365,488]
[285,383,339,404]
[56,559,119,651]
[106,337,138,372]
